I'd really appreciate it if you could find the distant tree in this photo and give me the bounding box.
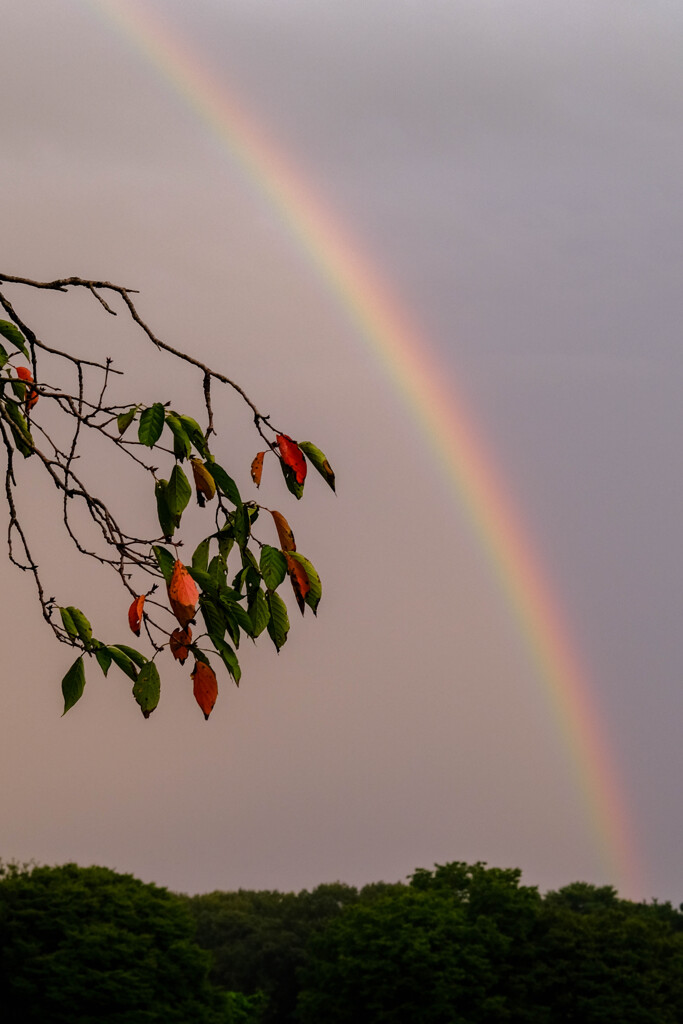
[187,883,360,1024]
[531,882,683,1023]
[0,274,335,718]
[0,862,227,1023]
[296,863,683,1023]
[296,885,509,1023]
[225,989,269,1024]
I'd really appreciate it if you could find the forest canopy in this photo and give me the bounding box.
[1,859,681,1023]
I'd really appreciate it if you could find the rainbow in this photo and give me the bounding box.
[85,0,643,896]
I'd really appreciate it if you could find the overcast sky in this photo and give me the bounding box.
[1,0,682,903]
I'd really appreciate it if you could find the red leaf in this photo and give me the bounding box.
[169,626,192,664]
[16,366,39,410]
[285,553,310,615]
[276,434,307,484]
[168,560,198,628]
[251,451,265,487]
[192,660,218,720]
[270,510,296,552]
[127,595,145,637]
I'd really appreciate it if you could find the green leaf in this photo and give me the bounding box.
[117,406,138,435]
[231,566,247,595]
[266,591,290,652]
[188,567,217,595]
[177,414,209,459]
[93,645,112,676]
[0,320,29,359]
[106,646,138,681]
[11,380,26,402]
[288,552,322,614]
[3,399,33,456]
[0,343,8,369]
[232,504,250,551]
[248,588,270,638]
[132,661,161,719]
[59,606,79,639]
[152,544,175,583]
[208,554,226,584]
[112,644,147,668]
[192,537,211,573]
[298,441,336,492]
[138,402,165,447]
[217,528,234,563]
[205,461,242,505]
[281,461,304,500]
[61,656,86,715]
[223,598,252,643]
[66,607,93,650]
[165,413,192,461]
[165,464,191,519]
[260,545,287,590]
[212,636,241,685]
[200,596,226,644]
[221,606,241,648]
[154,480,175,539]
[240,546,260,573]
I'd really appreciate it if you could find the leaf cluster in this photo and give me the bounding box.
[0,275,335,720]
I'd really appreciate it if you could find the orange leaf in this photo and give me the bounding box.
[251,451,265,487]
[285,552,310,615]
[192,660,218,720]
[127,594,145,637]
[276,434,307,484]
[170,626,192,665]
[191,459,216,506]
[16,366,39,410]
[167,560,198,628]
[270,510,296,552]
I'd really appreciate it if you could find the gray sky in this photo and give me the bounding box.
[1,0,682,903]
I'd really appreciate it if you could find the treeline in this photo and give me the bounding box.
[1,860,681,1022]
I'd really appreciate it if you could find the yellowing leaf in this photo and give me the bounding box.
[285,552,310,615]
[191,458,216,506]
[251,451,265,486]
[288,552,322,615]
[298,441,336,492]
[270,510,296,552]
[117,406,138,435]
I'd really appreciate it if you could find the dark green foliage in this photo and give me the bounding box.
[530,882,683,1023]
[297,888,508,1024]
[186,883,361,1024]
[225,988,269,1023]
[0,862,227,1024]
[294,865,683,1024]
[2,859,681,1024]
